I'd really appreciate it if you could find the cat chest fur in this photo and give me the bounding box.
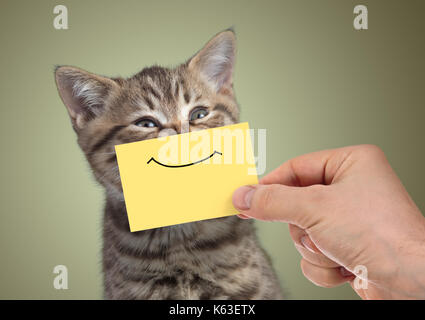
[102,198,283,299]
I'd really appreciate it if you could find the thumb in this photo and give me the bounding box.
[232,184,327,229]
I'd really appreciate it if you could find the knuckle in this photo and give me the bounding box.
[300,259,339,288]
[315,254,339,268]
[308,275,335,288]
[318,273,338,288]
[359,144,385,158]
[308,184,327,197]
[255,185,277,212]
[306,184,328,207]
[288,224,304,244]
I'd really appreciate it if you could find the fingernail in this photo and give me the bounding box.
[232,186,255,210]
[301,236,316,254]
[340,267,353,277]
[237,214,251,219]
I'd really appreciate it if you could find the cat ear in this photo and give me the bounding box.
[188,29,236,94]
[54,66,118,129]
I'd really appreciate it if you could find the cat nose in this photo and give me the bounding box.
[158,128,178,138]
[159,121,189,137]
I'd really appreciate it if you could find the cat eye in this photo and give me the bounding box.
[134,118,158,128]
[189,107,209,121]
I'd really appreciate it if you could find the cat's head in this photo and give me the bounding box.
[55,30,239,194]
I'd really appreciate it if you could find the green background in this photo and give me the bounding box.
[1,0,424,299]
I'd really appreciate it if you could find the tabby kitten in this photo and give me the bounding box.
[54,30,283,299]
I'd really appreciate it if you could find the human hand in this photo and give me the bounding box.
[232,145,425,299]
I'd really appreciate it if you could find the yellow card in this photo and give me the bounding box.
[115,122,258,232]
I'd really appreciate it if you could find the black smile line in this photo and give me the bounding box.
[147,151,222,168]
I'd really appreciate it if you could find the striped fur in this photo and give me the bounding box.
[55,30,283,299]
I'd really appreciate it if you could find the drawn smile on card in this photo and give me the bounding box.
[147,151,222,168]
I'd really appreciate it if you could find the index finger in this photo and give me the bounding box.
[259,146,356,187]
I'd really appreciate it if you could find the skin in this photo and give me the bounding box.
[232,145,425,299]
